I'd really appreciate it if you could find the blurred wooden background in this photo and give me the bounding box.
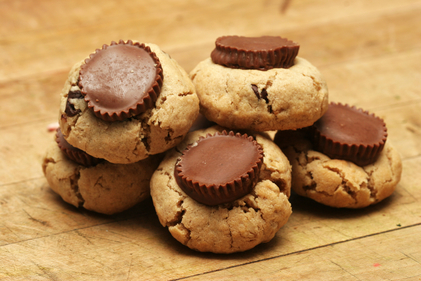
[1,0,421,280]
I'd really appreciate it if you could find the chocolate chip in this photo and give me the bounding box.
[68,90,83,99]
[65,90,84,117]
[251,85,269,103]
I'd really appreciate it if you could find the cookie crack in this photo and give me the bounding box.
[156,96,167,108]
[226,212,234,249]
[164,171,184,198]
[363,167,378,199]
[323,165,361,202]
[166,199,186,227]
[42,157,56,175]
[164,128,184,145]
[307,154,321,164]
[302,74,322,92]
[190,69,200,81]
[70,166,85,207]
[386,148,395,179]
[93,175,107,190]
[302,171,318,192]
[138,119,151,153]
[163,170,188,227]
[292,151,319,193]
[178,91,193,97]
[131,135,143,160]
[259,165,289,195]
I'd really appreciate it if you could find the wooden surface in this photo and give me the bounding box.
[1,0,421,280]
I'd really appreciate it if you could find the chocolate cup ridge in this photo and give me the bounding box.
[174,131,264,206]
[211,35,299,70]
[56,129,103,167]
[79,40,163,121]
[311,103,388,166]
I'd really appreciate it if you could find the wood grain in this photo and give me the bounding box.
[1,0,421,280]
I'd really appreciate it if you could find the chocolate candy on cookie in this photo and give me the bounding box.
[59,40,199,164]
[190,35,329,131]
[275,102,402,208]
[311,103,388,166]
[174,131,264,206]
[211,35,299,70]
[79,40,163,121]
[150,126,292,253]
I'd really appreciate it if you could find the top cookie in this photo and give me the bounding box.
[190,36,329,132]
[59,41,199,164]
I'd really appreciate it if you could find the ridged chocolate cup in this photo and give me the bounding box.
[79,40,163,121]
[211,35,299,70]
[174,131,264,206]
[56,129,103,167]
[311,103,388,166]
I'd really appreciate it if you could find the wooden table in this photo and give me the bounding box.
[1,0,421,280]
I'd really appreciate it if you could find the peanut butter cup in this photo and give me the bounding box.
[311,103,388,166]
[211,35,299,70]
[79,40,163,121]
[56,129,102,166]
[174,131,264,206]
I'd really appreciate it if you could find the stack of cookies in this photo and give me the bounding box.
[42,40,200,215]
[42,36,402,254]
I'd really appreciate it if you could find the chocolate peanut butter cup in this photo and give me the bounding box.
[79,40,163,121]
[311,103,388,166]
[174,131,264,206]
[211,35,299,70]
[56,129,102,166]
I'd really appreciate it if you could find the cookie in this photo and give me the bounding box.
[42,138,162,215]
[274,103,402,208]
[190,35,328,132]
[150,126,292,253]
[59,40,199,164]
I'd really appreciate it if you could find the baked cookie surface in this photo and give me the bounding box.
[277,134,402,208]
[59,43,199,164]
[42,141,161,215]
[190,57,328,131]
[150,126,292,254]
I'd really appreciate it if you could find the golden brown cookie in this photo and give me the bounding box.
[42,140,161,215]
[59,41,199,164]
[190,36,328,131]
[275,130,402,208]
[150,126,292,253]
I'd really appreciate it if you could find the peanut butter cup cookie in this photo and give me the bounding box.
[150,126,292,253]
[59,40,199,164]
[42,129,161,215]
[190,35,329,131]
[275,103,402,208]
